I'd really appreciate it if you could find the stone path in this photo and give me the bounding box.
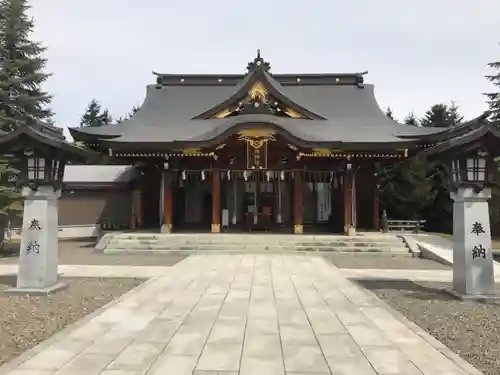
[1,255,479,375]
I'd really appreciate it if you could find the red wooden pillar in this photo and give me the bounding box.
[211,170,221,233]
[162,172,173,233]
[343,166,354,235]
[130,189,141,230]
[293,171,303,234]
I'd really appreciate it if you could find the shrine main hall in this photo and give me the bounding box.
[68,52,450,235]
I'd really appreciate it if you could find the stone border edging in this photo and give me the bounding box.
[94,232,116,252]
[358,282,484,375]
[0,273,164,374]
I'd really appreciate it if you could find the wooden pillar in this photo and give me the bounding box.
[373,179,380,231]
[343,166,354,235]
[161,171,173,233]
[293,171,303,234]
[211,170,221,233]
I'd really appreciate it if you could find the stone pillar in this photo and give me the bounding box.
[161,172,173,233]
[343,167,354,235]
[7,186,67,294]
[449,187,497,299]
[211,170,221,233]
[293,171,303,234]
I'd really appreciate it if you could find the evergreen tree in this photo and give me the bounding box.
[80,99,112,127]
[385,107,394,120]
[117,105,140,123]
[485,52,500,123]
[404,112,419,126]
[420,102,463,127]
[0,0,53,132]
[0,0,51,246]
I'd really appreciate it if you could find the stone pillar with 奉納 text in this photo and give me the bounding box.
[6,186,67,295]
[449,187,496,299]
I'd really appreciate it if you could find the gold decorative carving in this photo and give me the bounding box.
[214,109,232,119]
[237,128,276,169]
[287,144,298,151]
[215,144,226,150]
[180,148,202,155]
[312,148,333,155]
[284,108,304,118]
[248,81,268,100]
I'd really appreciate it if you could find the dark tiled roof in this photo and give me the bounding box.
[70,67,445,146]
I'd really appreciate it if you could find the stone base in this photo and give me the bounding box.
[443,287,500,302]
[161,224,172,233]
[5,282,68,296]
[211,224,221,233]
[293,224,303,234]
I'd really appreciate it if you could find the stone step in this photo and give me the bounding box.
[107,239,404,247]
[103,246,408,255]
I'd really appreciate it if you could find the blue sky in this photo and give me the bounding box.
[30,0,500,139]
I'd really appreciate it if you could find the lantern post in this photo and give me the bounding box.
[447,148,497,299]
[0,125,97,295]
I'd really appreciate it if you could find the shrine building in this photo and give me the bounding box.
[67,51,470,235]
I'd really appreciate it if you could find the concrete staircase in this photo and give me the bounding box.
[98,233,410,255]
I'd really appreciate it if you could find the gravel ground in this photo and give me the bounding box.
[325,253,450,270]
[0,240,187,266]
[360,279,500,375]
[0,276,144,366]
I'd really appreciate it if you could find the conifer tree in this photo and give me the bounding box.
[385,107,394,120]
[420,102,463,127]
[0,0,52,245]
[404,112,419,126]
[0,0,53,131]
[80,99,112,127]
[485,52,500,123]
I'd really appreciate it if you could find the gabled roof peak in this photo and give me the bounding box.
[246,49,271,73]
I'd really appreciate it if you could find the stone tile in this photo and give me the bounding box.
[344,324,393,347]
[83,334,134,356]
[53,353,115,375]
[240,356,285,375]
[163,331,208,356]
[146,354,198,375]
[196,342,243,372]
[325,357,378,375]
[316,334,363,358]
[246,317,279,335]
[137,319,181,343]
[308,311,347,335]
[243,333,282,358]
[335,310,371,326]
[282,344,330,374]
[247,304,277,319]
[279,325,317,345]
[18,339,91,370]
[67,322,112,341]
[277,309,310,326]
[101,370,147,375]
[5,371,55,375]
[193,371,238,375]
[361,346,424,374]
[107,341,165,370]
[207,322,245,344]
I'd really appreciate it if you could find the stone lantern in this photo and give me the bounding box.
[0,124,97,294]
[419,111,500,299]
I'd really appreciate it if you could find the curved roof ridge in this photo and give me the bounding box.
[192,68,326,120]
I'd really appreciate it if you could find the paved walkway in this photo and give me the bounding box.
[2,255,479,375]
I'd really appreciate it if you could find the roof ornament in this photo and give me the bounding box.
[246,49,271,73]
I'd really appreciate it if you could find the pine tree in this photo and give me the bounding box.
[404,112,419,126]
[485,54,500,123]
[80,99,112,127]
[0,0,53,132]
[420,102,463,127]
[117,105,140,123]
[0,0,51,246]
[385,107,394,120]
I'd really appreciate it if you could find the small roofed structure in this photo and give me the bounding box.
[63,51,479,235]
